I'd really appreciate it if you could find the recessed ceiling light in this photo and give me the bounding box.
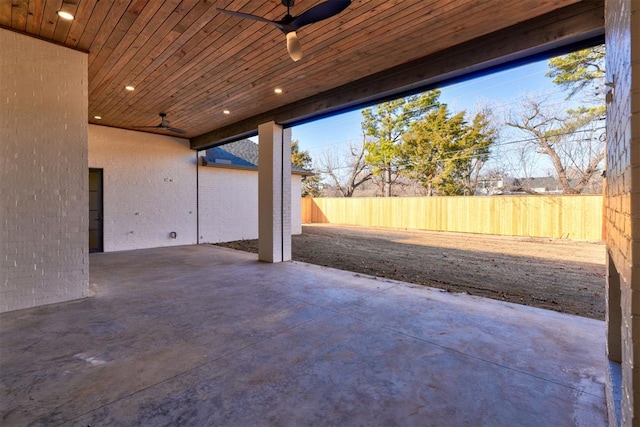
[223,109,230,115]
[94,116,102,120]
[274,87,283,94]
[125,85,135,91]
[57,11,74,20]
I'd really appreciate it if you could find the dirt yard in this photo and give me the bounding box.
[217,224,606,320]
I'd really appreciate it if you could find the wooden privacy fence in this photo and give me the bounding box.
[301,195,604,241]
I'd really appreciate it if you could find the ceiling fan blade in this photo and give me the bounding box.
[290,0,351,30]
[167,127,187,135]
[217,8,284,30]
[132,113,187,134]
[286,31,302,61]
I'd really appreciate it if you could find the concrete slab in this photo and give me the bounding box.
[0,245,607,426]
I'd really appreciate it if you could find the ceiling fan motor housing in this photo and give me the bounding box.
[218,0,351,61]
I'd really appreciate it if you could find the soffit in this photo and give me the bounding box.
[0,0,603,148]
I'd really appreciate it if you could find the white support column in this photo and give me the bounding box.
[258,121,292,263]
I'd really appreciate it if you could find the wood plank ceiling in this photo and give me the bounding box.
[0,0,604,149]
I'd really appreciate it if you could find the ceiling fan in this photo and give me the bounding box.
[133,113,187,134]
[217,0,351,62]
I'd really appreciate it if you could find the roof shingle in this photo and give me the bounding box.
[204,139,311,175]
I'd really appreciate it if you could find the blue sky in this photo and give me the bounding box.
[290,59,567,166]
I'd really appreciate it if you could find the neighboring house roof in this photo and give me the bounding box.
[512,176,562,192]
[477,175,601,195]
[203,139,312,175]
[476,175,562,195]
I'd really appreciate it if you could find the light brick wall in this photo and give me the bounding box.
[198,163,303,243]
[282,128,293,259]
[89,126,303,249]
[198,167,259,243]
[291,178,302,235]
[0,29,89,313]
[88,125,197,251]
[605,0,640,424]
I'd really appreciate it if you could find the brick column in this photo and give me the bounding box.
[258,121,292,263]
[605,0,639,423]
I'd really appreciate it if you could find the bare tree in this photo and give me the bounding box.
[317,135,372,197]
[506,96,605,194]
[489,140,547,194]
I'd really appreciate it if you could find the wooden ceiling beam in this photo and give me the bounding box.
[191,1,604,150]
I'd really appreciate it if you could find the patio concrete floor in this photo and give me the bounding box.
[1,245,607,426]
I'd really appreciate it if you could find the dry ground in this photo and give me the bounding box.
[217,224,606,320]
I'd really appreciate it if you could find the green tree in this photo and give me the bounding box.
[451,111,496,195]
[546,45,605,98]
[362,91,441,196]
[291,140,321,197]
[402,106,496,195]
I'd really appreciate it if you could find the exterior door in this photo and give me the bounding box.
[89,169,104,253]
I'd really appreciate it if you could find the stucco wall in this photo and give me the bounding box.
[605,0,639,424]
[0,29,89,313]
